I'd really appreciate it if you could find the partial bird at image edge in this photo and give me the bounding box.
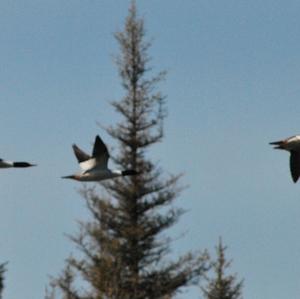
[270,135,300,183]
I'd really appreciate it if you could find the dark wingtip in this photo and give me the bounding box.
[292,174,299,183]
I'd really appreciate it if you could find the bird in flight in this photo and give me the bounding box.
[0,159,36,169]
[62,135,138,182]
[270,135,300,183]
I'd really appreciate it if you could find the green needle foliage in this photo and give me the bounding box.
[201,238,243,299]
[52,2,208,299]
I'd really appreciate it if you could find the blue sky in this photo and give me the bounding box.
[1,1,300,298]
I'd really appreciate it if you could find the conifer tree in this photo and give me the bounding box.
[0,263,6,299]
[52,2,208,299]
[201,238,243,299]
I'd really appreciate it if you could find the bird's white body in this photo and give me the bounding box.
[62,135,137,182]
[73,169,122,182]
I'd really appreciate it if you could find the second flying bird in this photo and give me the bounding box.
[62,135,138,182]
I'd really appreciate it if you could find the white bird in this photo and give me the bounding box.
[0,159,36,169]
[270,135,300,183]
[62,135,138,182]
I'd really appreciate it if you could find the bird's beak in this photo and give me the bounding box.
[61,175,76,180]
[269,141,284,150]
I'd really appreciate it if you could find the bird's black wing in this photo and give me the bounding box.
[72,144,91,163]
[92,135,109,159]
[290,151,300,183]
